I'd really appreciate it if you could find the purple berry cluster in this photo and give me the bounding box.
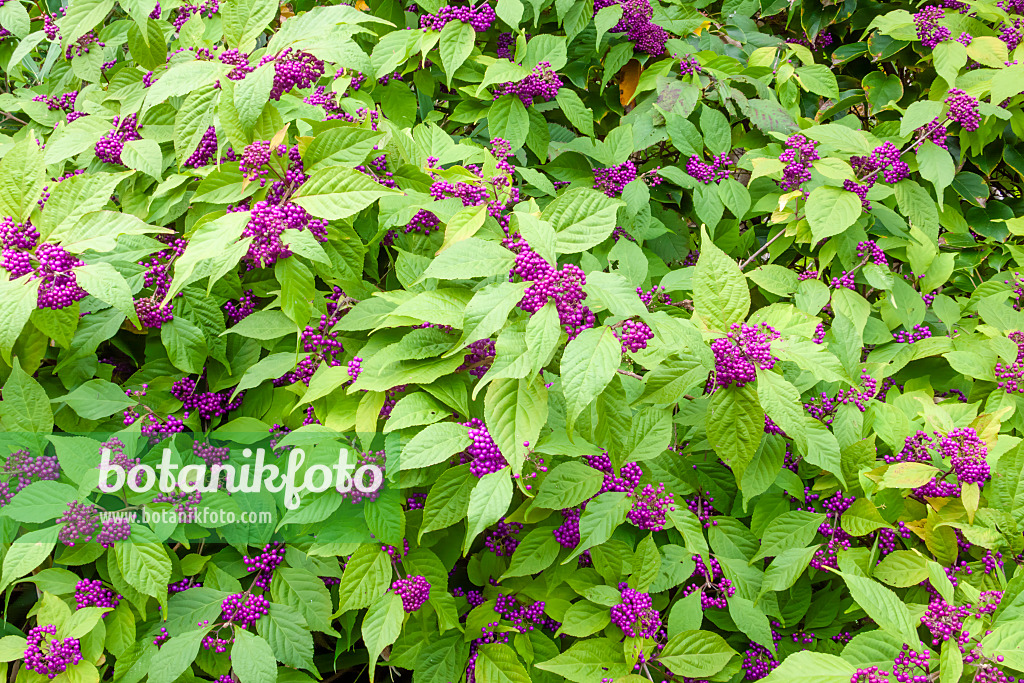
[152,487,202,522]
[23,625,83,679]
[94,114,141,166]
[74,579,121,610]
[219,592,270,629]
[183,126,218,168]
[593,161,637,197]
[509,241,595,339]
[945,88,982,131]
[846,144,909,209]
[224,289,257,323]
[593,0,668,54]
[337,449,385,503]
[57,501,100,546]
[741,642,778,681]
[1,220,89,310]
[682,554,735,609]
[685,153,733,184]
[419,4,496,32]
[893,324,932,343]
[171,374,244,420]
[787,31,834,50]
[458,338,496,377]
[97,516,132,547]
[804,370,878,424]
[778,134,819,191]
[915,6,951,47]
[392,575,431,612]
[614,319,654,353]
[492,61,562,106]
[484,519,523,556]
[857,239,888,265]
[276,287,348,385]
[243,542,286,590]
[626,483,674,530]
[231,195,328,270]
[679,55,702,75]
[459,418,508,476]
[609,583,661,638]
[172,0,218,32]
[940,427,990,484]
[404,209,440,236]
[2,448,60,494]
[710,323,780,389]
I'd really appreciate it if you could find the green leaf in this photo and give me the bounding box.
[694,227,749,331]
[487,98,530,153]
[763,546,818,592]
[900,100,945,138]
[0,277,39,363]
[533,461,604,509]
[475,643,531,683]
[658,631,736,678]
[231,630,277,683]
[567,491,631,560]
[796,64,839,99]
[161,317,209,374]
[121,139,164,180]
[256,603,315,672]
[54,378,135,420]
[222,0,277,50]
[292,167,400,219]
[542,188,621,254]
[555,89,595,137]
[561,326,621,429]
[1,481,79,523]
[421,237,516,280]
[485,376,547,476]
[584,271,647,317]
[115,527,172,597]
[148,628,208,683]
[0,358,54,433]
[439,21,474,85]
[420,464,476,536]
[370,28,421,79]
[699,106,731,156]
[840,572,921,646]
[457,281,530,347]
[0,133,45,221]
[747,264,798,296]
[761,651,855,683]
[0,526,59,592]
[363,593,404,678]
[501,527,561,579]
[400,421,472,471]
[752,511,826,562]
[839,498,891,536]
[535,638,631,683]
[806,185,861,242]
[894,180,939,241]
[706,384,763,482]
[270,568,336,634]
[465,468,513,551]
[728,598,774,651]
[873,551,929,588]
[337,545,391,613]
[76,263,141,327]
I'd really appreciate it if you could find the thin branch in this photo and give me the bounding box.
[739,228,787,270]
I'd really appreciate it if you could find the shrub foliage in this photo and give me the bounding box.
[0,0,1023,681]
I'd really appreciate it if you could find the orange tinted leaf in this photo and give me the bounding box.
[619,59,641,107]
